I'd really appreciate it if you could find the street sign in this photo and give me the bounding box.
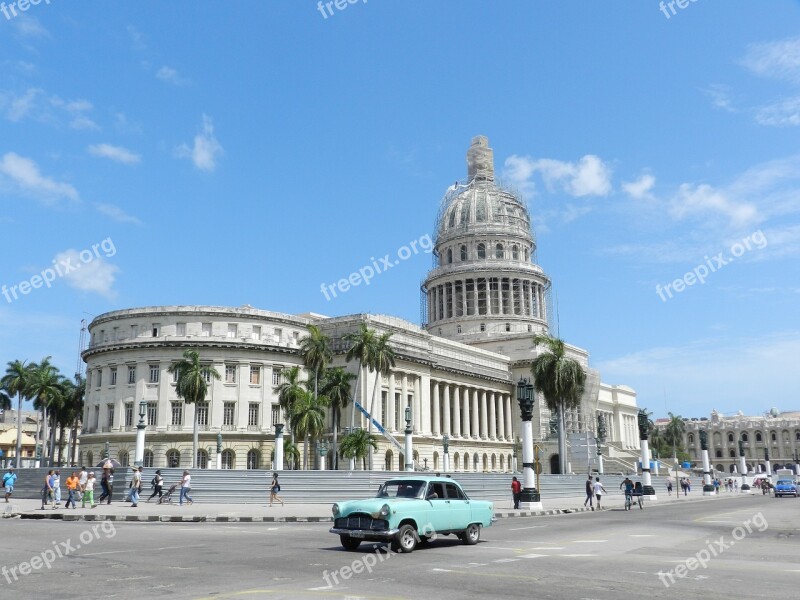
[534,460,542,475]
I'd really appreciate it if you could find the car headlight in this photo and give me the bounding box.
[332,503,340,516]
[379,504,390,517]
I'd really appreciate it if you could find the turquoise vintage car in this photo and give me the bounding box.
[330,476,495,553]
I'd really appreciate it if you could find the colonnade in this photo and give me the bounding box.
[427,276,546,323]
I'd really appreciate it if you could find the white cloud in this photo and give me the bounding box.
[669,183,759,228]
[13,16,50,39]
[704,84,738,113]
[503,154,612,198]
[53,249,119,299]
[741,37,800,84]
[176,114,223,172]
[0,153,79,204]
[51,96,100,131]
[755,96,800,127]
[622,174,656,200]
[2,88,43,122]
[156,66,188,85]
[94,203,142,225]
[88,144,141,165]
[127,25,147,51]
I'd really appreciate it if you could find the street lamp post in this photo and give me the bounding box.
[700,430,715,495]
[134,400,147,467]
[274,424,284,471]
[739,437,750,492]
[318,439,329,471]
[516,377,542,510]
[442,434,450,473]
[596,414,607,476]
[764,447,772,478]
[793,450,800,477]
[637,409,656,499]
[216,432,223,470]
[404,406,413,472]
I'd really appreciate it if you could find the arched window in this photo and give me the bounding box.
[86,451,94,467]
[463,452,469,472]
[491,454,497,470]
[247,449,260,470]
[482,453,488,472]
[454,452,460,471]
[167,449,181,468]
[385,450,393,471]
[433,451,439,471]
[715,449,722,458]
[460,245,467,261]
[456,325,462,334]
[771,431,777,442]
[742,433,748,442]
[796,431,800,441]
[524,248,529,262]
[143,450,154,468]
[477,243,486,259]
[495,243,504,259]
[499,454,505,471]
[728,433,734,443]
[221,449,235,469]
[512,245,519,260]
[446,248,453,264]
[688,433,694,444]
[448,208,457,228]
[196,449,208,469]
[118,451,129,467]
[505,323,511,332]
[729,449,735,458]
[755,432,762,442]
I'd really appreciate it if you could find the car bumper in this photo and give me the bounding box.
[330,527,400,541]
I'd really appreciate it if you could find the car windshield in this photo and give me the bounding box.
[777,480,793,485]
[376,480,425,499]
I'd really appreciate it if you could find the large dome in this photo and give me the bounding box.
[435,136,533,245]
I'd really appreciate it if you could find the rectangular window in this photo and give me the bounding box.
[110,367,117,386]
[272,368,282,386]
[223,402,236,426]
[176,322,186,336]
[128,365,136,384]
[274,328,282,342]
[248,403,259,427]
[149,364,160,384]
[131,324,139,338]
[251,326,261,341]
[202,367,213,384]
[112,327,118,341]
[99,330,105,343]
[225,364,236,384]
[271,405,280,426]
[96,369,102,388]
[196,402,209,427]
[172,367,179,383]
[171,402,183,426]
[107,404,115,428]
[152,323,160,337]
[94,405,100,429]
[86,371,91,387]
[125,402,134,427]
[227,324,237,338]
[250,366,261,385]
[201,322,212,337]
[381,391,387,425]
[146,402,157,426]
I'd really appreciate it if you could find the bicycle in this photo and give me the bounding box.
[632,490,644,510]
[624,492,632,511]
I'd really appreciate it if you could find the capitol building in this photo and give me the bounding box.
[79,137,641,473]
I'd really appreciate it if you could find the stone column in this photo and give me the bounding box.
[432,381,441,435]
[419,373,431,435]
[480,391,488,439]
[499,278,505,315]
[471,389,479,439]
[504,395,513,441]
[453,386,461,437]
[497,393,505,440]
[387,372,396,432]
[473,282,479,317]
[400,373,408,424]
[274,424,284,471]
[489,392,497,440]
[462,388,471,438]
[413,376,422,433]
[443,384,451,436]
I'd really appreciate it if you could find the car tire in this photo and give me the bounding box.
[340,535,361,551]
[392,524,418,553]
[461,523,481,545]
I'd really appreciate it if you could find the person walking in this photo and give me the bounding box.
[65,471,80,509]
[52,470,61,506]
[98,468,114,504]
[148,470,164,502]
[666,479,673,496]
[82,472,97,508]
[179,470,193,505]
[41,469,55,510]
[78,466,88,503]
[584,475,595,510]
[2,467,16,503]
[129,467,142,507]
[511,476,522,509]
[620,477,634,510]
[269,473,284,507]
[593,477,607,510]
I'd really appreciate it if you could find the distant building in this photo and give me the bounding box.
[0,409,39,467]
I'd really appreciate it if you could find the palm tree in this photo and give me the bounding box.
[2,359,33,467]
[0,389,11,411]
[299,324,332,400]
[168,350,221,468]
[530,335,586,475]
[28,357,63,466]
[343,324,377,437]
[339,428,378,471]
[321,367,356,469]
[272,440,301,470]
[367,332,396,470]
[274,365,306,444]
[664,412,686,459]
[65,375,85,465]
[290,389,329,469]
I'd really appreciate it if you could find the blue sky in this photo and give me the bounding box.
[1,0,799,419]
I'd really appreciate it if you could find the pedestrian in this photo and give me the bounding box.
[593,477,607,510]
[686,479,691,494]
[269,472,284,507]
[2,467,16,503]
[65,471,80,509]
[82,472,97,508]
[583,475,594,510]
[78,466,88,501]
[680,478,687,496]
[129,466,142,507]
[511,476,522,509]
[713,478,720,494]
[41,469,55,510]
[734,480,739,491]
[666,479,673,496]
[179,470,193,505]
[148,469,164,502]
[98,468,114,504]
[52,470,61,506]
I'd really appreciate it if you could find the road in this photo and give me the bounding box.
[1,494,797,599]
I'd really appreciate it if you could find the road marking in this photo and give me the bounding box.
[572,540,607,543]
[493,558,521,563]
[467,562,488,566]
[629,534,655,538]
[80,550,131,557]
[509,525,546,531]
[519,553,547,558]
[525,546,564,550]
[559,554,595,557]
[477,546,527,551]
[432,568,455,572]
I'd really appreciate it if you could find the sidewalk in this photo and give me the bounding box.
[2,489,747,523]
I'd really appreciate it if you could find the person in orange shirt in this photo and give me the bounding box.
[65,471,80,509]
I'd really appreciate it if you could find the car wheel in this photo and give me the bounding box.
[340,535,361,551]
[462,523,481,545]
[393,524,418,553]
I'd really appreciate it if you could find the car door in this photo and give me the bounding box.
[444,482,471,531]
[424,482,451,534]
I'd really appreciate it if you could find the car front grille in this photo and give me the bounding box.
[335,513,388,531]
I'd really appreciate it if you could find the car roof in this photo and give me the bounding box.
[383,475,460,484]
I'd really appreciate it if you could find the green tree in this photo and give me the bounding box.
[290,389,329,469]
[299,324,332,399]
[320,367,356,470]
[530,335,586,475]
[274,365,306,446]
[343,324,377,441]
[0,389,11,411]
[28,357,63,466]
[272,440,300,470]
[664,412,687,458]
[339,428,378,471]
[65,375,85,465]
[2,359,34,467]
[367,331,396,470]
[168,350,221,468]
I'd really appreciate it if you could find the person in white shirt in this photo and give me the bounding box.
[593,477,607,510]
[179,470,193,505]
[82,473,97,508]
